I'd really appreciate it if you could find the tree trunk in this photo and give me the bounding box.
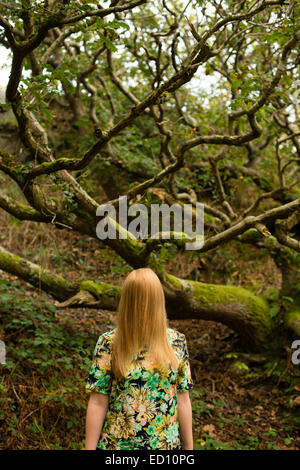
[239,231,300,338]
[271,245,300,337]
[161,273,273,352]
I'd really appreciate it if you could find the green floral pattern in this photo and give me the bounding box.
[86,327,193,450]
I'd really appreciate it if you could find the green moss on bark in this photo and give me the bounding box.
[285,310,300,336]
[80,280,121,301]
[0,246,77,300]
[240,228,264,243]
[165,272,274,349]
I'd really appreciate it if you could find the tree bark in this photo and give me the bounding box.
[271,244,300,337]
[0,244,78,301]
[239,229,300,338]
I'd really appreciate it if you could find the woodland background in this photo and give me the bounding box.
[0,0,300,450]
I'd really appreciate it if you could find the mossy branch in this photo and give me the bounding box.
[0,244,78,300]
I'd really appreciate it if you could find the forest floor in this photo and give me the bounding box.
[0,212,300,450]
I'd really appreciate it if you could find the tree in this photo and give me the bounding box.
[0,0,300,352]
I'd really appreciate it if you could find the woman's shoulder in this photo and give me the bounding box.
[167,328,190,361]
[95,327,187,351]
[94,328,116,354]
[167,327,186,344]
[101,328,116,338]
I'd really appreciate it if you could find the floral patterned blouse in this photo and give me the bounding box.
[85,327,193,450]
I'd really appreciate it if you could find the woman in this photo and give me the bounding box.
[85,268,193,450]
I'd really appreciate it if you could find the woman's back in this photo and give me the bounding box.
[86,327,193,450]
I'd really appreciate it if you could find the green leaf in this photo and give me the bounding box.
[105,20,130,30]
[269,303,280,318]
[98,32,118,51]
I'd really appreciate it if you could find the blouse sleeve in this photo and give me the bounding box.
[176,334,193,393]
[85,333,112,395]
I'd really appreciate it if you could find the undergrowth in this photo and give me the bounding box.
[0,276,96,450]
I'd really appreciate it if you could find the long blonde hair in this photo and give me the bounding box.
[111,268,179,379]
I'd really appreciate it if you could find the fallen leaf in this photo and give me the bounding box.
[202,424,216,436]
[293,396,300,407]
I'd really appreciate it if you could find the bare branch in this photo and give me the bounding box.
[200,198,300,254]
